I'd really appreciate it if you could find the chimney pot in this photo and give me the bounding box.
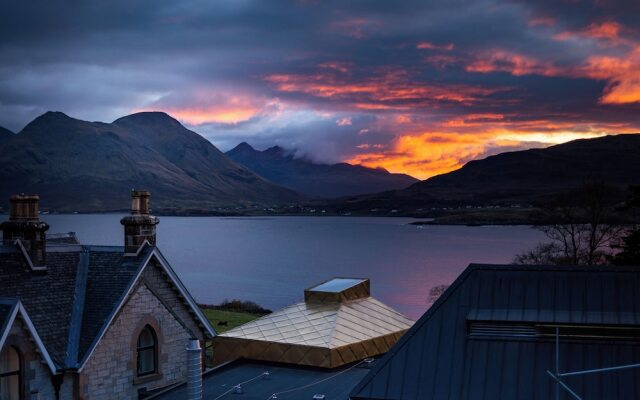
[10,194,40,221]
[131,190,151,215]
[1,194,49,268]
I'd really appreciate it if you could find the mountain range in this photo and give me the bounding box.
[226,142,417,198]
[0,111,300,212]
[1,111,638,215]
[330,133,640,212]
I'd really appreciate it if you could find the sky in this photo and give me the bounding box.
[1,0,639,179]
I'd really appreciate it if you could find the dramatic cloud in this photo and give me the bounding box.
[1,0,639,179]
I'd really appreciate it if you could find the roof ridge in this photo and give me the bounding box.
[468,263,640,272]
[329,298,413,348]
[65,248,90,368]
[0,300,19,349]
[349,263,478,398]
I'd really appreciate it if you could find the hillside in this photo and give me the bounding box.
[0,112,301,212]
[328,134,640,213]
[226,142,417,198]
[0,126,13,143]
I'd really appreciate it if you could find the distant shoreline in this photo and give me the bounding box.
[0,208,540,226]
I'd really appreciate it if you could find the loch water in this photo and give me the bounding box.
[44,215,545,319]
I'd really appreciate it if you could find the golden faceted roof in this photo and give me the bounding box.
[214,278,414,368]
[220,297,412,348]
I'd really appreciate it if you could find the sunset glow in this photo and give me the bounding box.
[2,0,640,180]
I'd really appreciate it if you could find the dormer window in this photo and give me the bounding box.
[136,325,157,376]
[0,346,22,400]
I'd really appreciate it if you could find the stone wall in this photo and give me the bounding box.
[141,260,205,340]
[80,281,193,399]
[4,315,57,400]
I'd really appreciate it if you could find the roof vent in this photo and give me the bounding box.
[469,322,537,338]
[186,339,203,400]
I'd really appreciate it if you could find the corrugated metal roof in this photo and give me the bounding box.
[350,264,640,400]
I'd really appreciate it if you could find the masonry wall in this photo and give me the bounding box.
[79,282,194,399]
[141,260,205,340]
[4,316,57,400]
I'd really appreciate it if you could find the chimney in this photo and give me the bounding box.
[0,195,49,268]
[186,339,203,400]
[120,190,159,255]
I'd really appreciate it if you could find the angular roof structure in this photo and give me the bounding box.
[213,278,413,368]
[350,264,640,400]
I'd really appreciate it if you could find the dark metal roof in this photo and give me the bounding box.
[350,264,640,400]
[0,242,151,368]
[152,359,373,400]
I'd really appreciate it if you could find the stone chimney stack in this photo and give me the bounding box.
[120,190,159,255]
[0,195,49,267]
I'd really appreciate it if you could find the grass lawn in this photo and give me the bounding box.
[201,308,261,334]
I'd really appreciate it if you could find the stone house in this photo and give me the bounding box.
[0,192,215,399]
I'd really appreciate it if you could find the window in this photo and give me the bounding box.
[137,325,157,376]
[0,346,22,400]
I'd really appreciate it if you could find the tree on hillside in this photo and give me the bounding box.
[610,186,640,265]
[514,181,625,265]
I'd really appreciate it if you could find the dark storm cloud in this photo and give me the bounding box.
[0,0,639,178]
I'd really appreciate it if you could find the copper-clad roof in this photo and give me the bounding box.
[213,278,413,368]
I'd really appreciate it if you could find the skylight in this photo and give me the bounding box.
[308,278,366,293]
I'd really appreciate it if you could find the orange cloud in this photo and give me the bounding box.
[347,132,499,179]
[581,49,640,104]
[135,93,279,125]
[166,106,260,125]
[417,41,455,51]
[467,43,640,105]
[466,51,562,76]
[555,21,629,45]
[265,68,500,110]
[318,61,352,73]
[584,21,624,41]
[346,116,637,179]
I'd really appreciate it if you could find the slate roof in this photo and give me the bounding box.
[0,298,18,340]
[46,232,80,245]
[350,264,640,400]
[0,241,152,368]
[152,358,373,400]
